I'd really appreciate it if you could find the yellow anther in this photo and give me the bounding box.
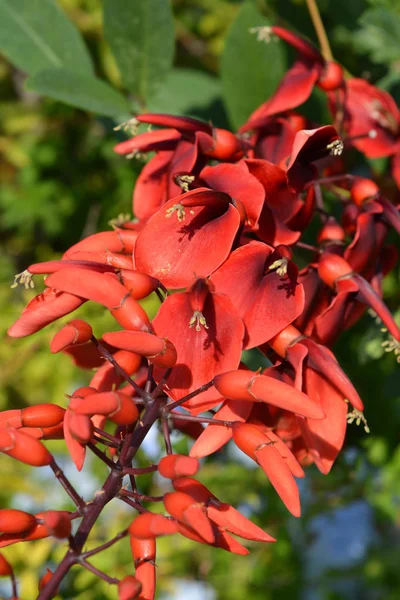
[11,270,34,290]
[108,213,132,229]
[268,257,288,277]
[249,26,276,43]
[176,174,195,193]
[327,139,344,156]
[113,117,139,135]
[346,407,370,434]
[165,204,186,222]
[189,310,209,332]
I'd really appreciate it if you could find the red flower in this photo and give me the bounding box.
[244,27,343,129]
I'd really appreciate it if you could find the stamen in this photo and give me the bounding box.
[165,204,186,222]
[11,270,34,290]
[176,175,195,193]
[108,213,132,229]
[327,139,344,156]
[346,406,370,434]
[268,258,288,277]
[189,310,209,332]
[113,117,139,135]
[249,26,275,43]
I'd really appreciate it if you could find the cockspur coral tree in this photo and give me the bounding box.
[2,12,400,600]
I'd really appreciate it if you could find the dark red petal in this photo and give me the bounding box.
[211,241,304,348]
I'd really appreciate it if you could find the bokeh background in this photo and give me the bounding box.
[0,1,399,599]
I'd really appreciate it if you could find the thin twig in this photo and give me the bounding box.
[162,419,173,454]
[123,464,158,475]
[305,0,333,61]
[82,529,129,559]
[91,335,150,403]
[164,380,215,413]
[119,488,164,502]
[50,459,85,510]
[170,412,234,427]
[88,443,116,470]
[81,559,119,585]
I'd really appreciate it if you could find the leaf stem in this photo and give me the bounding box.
[305,0,333,61]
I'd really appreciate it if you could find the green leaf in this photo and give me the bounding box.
[221,2,286,129]
[26,69,131,120]
[0,0,93,75]
[103,0,175,103]
[353,7,400,64]
[147,68,223,119]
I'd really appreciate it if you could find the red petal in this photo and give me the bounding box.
[211,241,304,348]
[135,189,240,289]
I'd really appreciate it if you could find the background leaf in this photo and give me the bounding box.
[220,2,287,129]
[27,68,131,120]
[353,7,400,64]
[147,68,227,125]
[103,0,175,103]
[0,0,93,75]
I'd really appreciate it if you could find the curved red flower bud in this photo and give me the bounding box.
[38,511,72,539]
[0,509,36,535]
[136,113,213,136]
[172,477,275,543]
[70,391,139,426]
[114,128,181,155]
[64,386,98,471]
[317,217,346,246]
[317,61,343,91]
[130,537,156,600]
[50,319,92,354]
[19,423,65,441]
[119,271,160,300]
[20,404,65,428]
[351,178,379,206]
[164,491,214,543]
[102,331,177,368]
[0,429,52,466]
[45,269,151,332]
[89,350,141,392]
[158,454,199,479]
[177,521,249,555]
[68,250,134,271]
[205,129,244,161]
[0,511,74,548]
[63,229,138,259]
[189,398,252,458]
[318,253,400,340]
[67,412,93,444]
[213,370,324,419]
[38,569,57,595]
[118,576,142,600]
[128,513,178,539]
[0,552,12,576]
[8,288,85,338]
[232,423,301,517]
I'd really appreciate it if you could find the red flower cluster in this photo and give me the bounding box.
[2,25,400,600]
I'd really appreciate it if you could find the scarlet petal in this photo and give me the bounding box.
[200,162,265,230]
[158,455,199,479]
[103,331,177,368]
[134,188,240,289]
[189,399,252,458]
[133,151,173,221]
[0,509,36,535]
[211,242,304,348]
[0,429,52,467]
[128,513,178,539]
[207,504,275,543]
[256,443,301,517]
[299,368,348,474]
[245,59,320,126]
[8,289,85,338]
[153,290,244,414]
[45,269,151,332]
[163,492,214,544]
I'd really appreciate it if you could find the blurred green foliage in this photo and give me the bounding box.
[0,1,399,599]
